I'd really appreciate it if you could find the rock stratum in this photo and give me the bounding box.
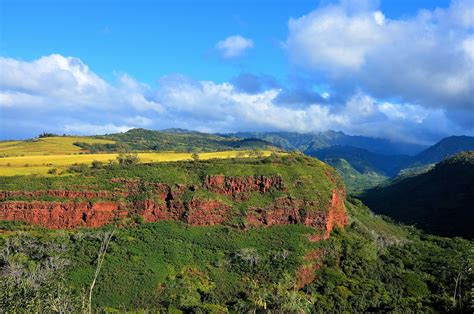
[0,174,347,238]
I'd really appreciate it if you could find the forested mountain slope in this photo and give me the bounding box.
[362,151,474,238]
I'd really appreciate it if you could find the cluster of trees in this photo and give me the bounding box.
[38,132,61,138]
[1,205,470,313]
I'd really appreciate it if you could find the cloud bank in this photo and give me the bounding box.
[1,53,469,144]
[0,0,472,144]
[286,0,473,113]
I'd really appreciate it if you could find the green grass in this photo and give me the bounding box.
[0,155,337,214]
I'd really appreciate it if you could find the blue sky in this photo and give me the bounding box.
[0,0,472,143]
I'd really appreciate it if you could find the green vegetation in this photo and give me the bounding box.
[308,199,472,312]
[322,158,388,194]
[362,151,474,238]
[233,130,426,155]
[97,128,275,152]
[1,198,471,312]
[311,146,411,178]
[411,135,474,166]
[0,150,275,176]
[1,133,472,312]
[0,155,336,210]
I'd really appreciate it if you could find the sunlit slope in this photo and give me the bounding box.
[0,150,274,176]
[0,137,116,156]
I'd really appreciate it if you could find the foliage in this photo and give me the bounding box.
[116,153,140,166]
[0,155,334,207]
[191,152,199,161]
[38,132,60,138]
[0,232,83,312]
[100,128,275,152]
[362,151,474,238]
[0,198,471,312]
[323,157,388,194]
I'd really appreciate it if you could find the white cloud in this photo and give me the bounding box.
[285,0,474,111]
[215,35,254,59]
[0,54,471,143]
[64,123,133,135]
[373,11,385,25]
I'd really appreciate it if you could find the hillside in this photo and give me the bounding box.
[362,151,474,239]
[409,135,474,166]
[0,154,345,233]
[232,130,426,155]
[0,153,472,312]
[323,158,388,194]
[0,136,116,157]
[0,150,274,176]
[95,128,275,152]
[1,188,471,312]
[233,132,474,179]
[310,146,411,177]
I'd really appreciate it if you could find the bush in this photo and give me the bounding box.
[116,153,140,166]
[68,163,89,173]
[91,160,104,169]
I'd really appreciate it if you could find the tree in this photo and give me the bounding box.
[91,160,104,169]
[0,234,81,312]
[191,152,200,161]
[88,230,115,314]
[116,153,140,166]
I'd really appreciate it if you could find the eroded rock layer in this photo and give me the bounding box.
[0,175,347,237]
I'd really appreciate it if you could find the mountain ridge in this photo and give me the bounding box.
[361,151,474,239]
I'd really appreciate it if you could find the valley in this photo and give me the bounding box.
[0,130,472,312]
[3,1,473,312]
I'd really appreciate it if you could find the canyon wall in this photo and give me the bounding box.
[0,175,347,238]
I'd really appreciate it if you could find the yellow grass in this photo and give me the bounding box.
[0,136,116,157]
[0,151,274,176]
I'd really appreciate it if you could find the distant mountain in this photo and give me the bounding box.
[81,128,277,152]
[312,146,411,177]
[409,135,474,166]
[361,151,474,239]
[232,130,427,155]
[232,132,474,193]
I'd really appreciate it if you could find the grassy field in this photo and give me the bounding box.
[0,150,274,176]
[0,136,116,157]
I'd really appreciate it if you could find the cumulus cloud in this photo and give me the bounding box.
[215,35,254,59]
[0,53,471,143]
[0,54,163,138]
[286,0,474,112]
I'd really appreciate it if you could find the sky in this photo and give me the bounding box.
[0,0,472,144]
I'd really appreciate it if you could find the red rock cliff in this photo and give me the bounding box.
[0,176,347,238]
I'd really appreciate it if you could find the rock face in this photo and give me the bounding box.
[246,188,347,240]
[0,175,347,238]
[0,190,112,199]
[0,201,127,228]
[203,175,284,199]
